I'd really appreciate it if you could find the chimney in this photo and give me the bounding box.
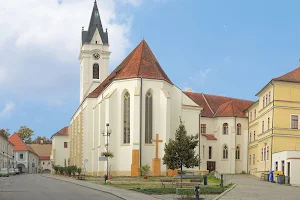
[185,88,193,92]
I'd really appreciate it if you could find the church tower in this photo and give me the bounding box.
[79,0,110,102]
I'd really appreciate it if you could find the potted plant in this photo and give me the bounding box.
[139,164,150,179]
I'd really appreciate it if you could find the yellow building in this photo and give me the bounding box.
[247,67,300,177]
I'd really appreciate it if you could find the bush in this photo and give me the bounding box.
[70,165,77,175]
[66,166,72,175]
[77,167,82,175]
[52,165,59,173]
[139,164,150,176]
[241,170,246,174]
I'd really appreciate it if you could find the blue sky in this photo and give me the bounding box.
[0,0,300,139]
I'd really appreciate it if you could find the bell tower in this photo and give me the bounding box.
[79,0,110,102]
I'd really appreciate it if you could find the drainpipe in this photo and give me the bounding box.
[198,113,201,170]
[271,81,274,171]
[139,78,143,170]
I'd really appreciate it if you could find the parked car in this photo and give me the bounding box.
[15,168,20,175]
[0,168,9,177]
[9,168,16,175]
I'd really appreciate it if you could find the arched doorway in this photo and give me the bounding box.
[17,164,26,173]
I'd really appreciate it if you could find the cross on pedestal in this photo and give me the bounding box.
[152,134,163,159]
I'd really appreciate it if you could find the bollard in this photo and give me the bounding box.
[194,185,200,200]
[220,174,224,188]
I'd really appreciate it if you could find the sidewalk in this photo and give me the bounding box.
[42,174,158,200]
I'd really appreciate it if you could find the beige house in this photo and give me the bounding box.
[51,127,70,167]
[29,142,52,173]
[0,133,14,169]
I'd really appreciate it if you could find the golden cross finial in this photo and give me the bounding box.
[152,134,163,159]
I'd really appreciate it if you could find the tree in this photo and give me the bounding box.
[31,136,52,144]
[0,129,10,139]
[163,119,200,184]
[17,126,34,143]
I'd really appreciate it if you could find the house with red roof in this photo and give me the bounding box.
[29,141,52,173]
[50,126,69,168]
[8,133,39,173]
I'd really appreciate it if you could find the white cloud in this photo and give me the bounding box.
[225,56,231,62]
[183,68,214,89]
[198,68,212,79]
[0,102,16,118]
[0,0,133,101]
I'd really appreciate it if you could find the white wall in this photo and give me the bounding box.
[40,160,52,172]
[52,136,70,167]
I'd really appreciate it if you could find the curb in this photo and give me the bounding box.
[41,175,126,200]
[211,183,237,200]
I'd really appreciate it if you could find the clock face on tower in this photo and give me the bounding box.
[93,53,100,60]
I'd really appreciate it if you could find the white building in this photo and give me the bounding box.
[272,150,300,186]
[67,1,253,176]
[51,126,70,167]
[8,133,39,173]
[0,134,14,169]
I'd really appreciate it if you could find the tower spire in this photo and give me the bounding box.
[81,1,108,45]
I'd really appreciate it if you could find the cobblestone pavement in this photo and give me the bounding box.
[220,175,300,200]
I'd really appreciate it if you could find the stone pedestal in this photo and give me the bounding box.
[131,150,140,176]
[152,158,161,176]
[167,169,178,177]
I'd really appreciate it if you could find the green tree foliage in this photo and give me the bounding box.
[31,136,52,144]
[163,119,200,183]
[0,129,10,139]
[17,126,34,143]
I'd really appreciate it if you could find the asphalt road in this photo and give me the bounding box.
[0,174,121,200]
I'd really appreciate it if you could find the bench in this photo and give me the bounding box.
[190,179,203,184]
[176,182,199,188]
[160,179,175,188]
[76,174,85,180]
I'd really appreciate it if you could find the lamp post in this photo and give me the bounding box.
[102,123,112,181]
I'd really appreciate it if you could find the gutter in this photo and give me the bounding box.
[271,81,274,170]
[139,78,143,170]
[199,113,201,170]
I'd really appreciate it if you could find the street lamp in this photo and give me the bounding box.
[102,123,112,182]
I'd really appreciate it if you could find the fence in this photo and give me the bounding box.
[213,171,233,187]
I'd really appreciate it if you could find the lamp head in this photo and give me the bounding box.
[106,123,109,127]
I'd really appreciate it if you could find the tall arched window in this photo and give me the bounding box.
[123,92,130,144]
[223,123,228,135]
[93,64,99,79]
[236,146,240,160]
[223,145,228,159]
[237,123,241,135]
[145,91,153,143]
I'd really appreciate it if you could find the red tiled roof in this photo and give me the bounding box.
[184,92,254,118]
[273,67,300,83]
[201,133,217,140]
[52,126,68,138]
[40,156,50,160]
[8,133,38,155]
[214,101,247,118]
[88,40,173,98]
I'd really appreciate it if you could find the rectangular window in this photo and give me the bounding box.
[267,146,269,160]
[250,112,252,121]
[291,115,299,129]
[264,147,266,161]
[253,154,255,165]
[64,142,68,148]
[43,162,45,165]
[249,155,251,165]
[282,160,285,174]
[203,145,205,160]
[266,94,268,105]
[249,132,252,142]
[209,146,212,159]
[20,153,23,159]
[263,97,265,107]
[262,121,264,133]
[254,131,256,141]
[275,162,278,171]
[269,91,271,104]
[261,148,263,161]
[268,117,270,130]
[201,124,206,134]
[254,109,256,119]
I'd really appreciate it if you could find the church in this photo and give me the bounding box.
[69,1,253,176]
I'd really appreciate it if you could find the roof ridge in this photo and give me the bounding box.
[214,101,231,117]
[202,93,214,115]
[137,40,145,76]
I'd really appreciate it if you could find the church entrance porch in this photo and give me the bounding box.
[207,161,216,172]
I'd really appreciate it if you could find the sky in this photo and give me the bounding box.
[1,0,300,139]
